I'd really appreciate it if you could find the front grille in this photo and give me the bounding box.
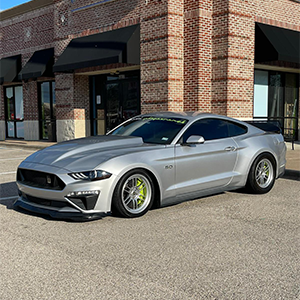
[23,193,73,209]
[17,168,66,190]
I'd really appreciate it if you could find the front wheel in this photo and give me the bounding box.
[246,153,276,194]
[112,169,154,218]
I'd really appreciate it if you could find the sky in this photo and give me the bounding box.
[0,0,31,11]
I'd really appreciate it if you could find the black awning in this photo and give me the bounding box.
[255,23,300,64]
[18,48,54,80]
[53,25,140,73]
[0,55,21,84]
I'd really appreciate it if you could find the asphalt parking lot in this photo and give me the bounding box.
[0,146,299,300]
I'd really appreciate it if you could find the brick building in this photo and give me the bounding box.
[0,0,299,142]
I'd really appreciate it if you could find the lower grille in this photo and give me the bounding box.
[17,168,66,190]
[23,193,73,209]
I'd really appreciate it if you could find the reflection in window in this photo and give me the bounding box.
[15,86,24,121]
[5,86,24,139]
[16,122,24,138]
[40,81,56,140]
[7,122,14,138]
[269,73,284,118]
[6,87,14,121]
[284,73,298,138]
[52,82,56,118]
[254,70,268,117]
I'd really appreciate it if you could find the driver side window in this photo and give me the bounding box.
[182,118,229,143]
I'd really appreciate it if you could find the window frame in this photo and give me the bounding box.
[177,118,248,144]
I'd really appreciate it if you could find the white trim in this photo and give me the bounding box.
[255,64,300,74]
[76,65,140,76]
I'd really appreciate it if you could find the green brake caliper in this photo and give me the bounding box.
[264,163,269,176]
[137,179,146,206]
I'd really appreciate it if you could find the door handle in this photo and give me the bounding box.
[225,146,236,152]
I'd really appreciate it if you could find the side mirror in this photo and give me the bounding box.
[183,135,205,146]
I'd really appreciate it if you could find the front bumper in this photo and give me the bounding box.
[15,162,119,219]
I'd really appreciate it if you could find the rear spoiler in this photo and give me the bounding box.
[245,120,282,134]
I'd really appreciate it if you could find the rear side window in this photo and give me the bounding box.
[182,118,248,143]
[227,121,248,137]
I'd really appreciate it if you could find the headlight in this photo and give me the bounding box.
[68,170,112,181]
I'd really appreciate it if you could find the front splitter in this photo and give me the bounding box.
[13,198,104,221]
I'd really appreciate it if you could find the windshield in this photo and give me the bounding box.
[109,117,188,144]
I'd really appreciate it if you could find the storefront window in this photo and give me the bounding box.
[254,70,268,117]
[253,70,299,140]
[284,74,298,138]
[5,86,24,139]
[39,81,56,141]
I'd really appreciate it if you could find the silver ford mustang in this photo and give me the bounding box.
[14,112,286,219]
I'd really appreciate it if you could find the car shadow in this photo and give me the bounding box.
[230,170,300,196]
[0,181,18,212]
[13,206,107,223]
[282,169,300,181]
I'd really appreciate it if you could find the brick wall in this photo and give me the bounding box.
[23,81,39,120]
[211,0,254,118]
[55,73,75,120]
[255,0,300,30]
[140,0,169,113]
[0,5,54,58]
[167,0,184,112]
[74,75,90,121]
[54,74,89,120]
[184,0,212,112]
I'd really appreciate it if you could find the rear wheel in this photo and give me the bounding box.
[112,169,154,218]
[247,153,276,194]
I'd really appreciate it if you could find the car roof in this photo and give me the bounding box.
[141,111,236,122]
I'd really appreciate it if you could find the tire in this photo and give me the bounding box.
[111,169,155,218]
[246,153,276,194]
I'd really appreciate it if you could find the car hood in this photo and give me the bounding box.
[22,135,162,172]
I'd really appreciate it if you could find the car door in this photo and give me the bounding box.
[174,118,238,196]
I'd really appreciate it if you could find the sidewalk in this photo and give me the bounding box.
[285,142,300,175]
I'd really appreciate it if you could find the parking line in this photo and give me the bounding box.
[0,148,35,153]
[0,196,18,201]
[0,171,17,175]
[0,157,28,161]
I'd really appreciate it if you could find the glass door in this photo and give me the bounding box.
[106,79,140,132]
[284,73,298,139]
[122,80,140,121]
[267,72,299,139]
[106,82,121,132]
[39,81,56,141]
[90,72,140,135]
[5,86,24,139]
